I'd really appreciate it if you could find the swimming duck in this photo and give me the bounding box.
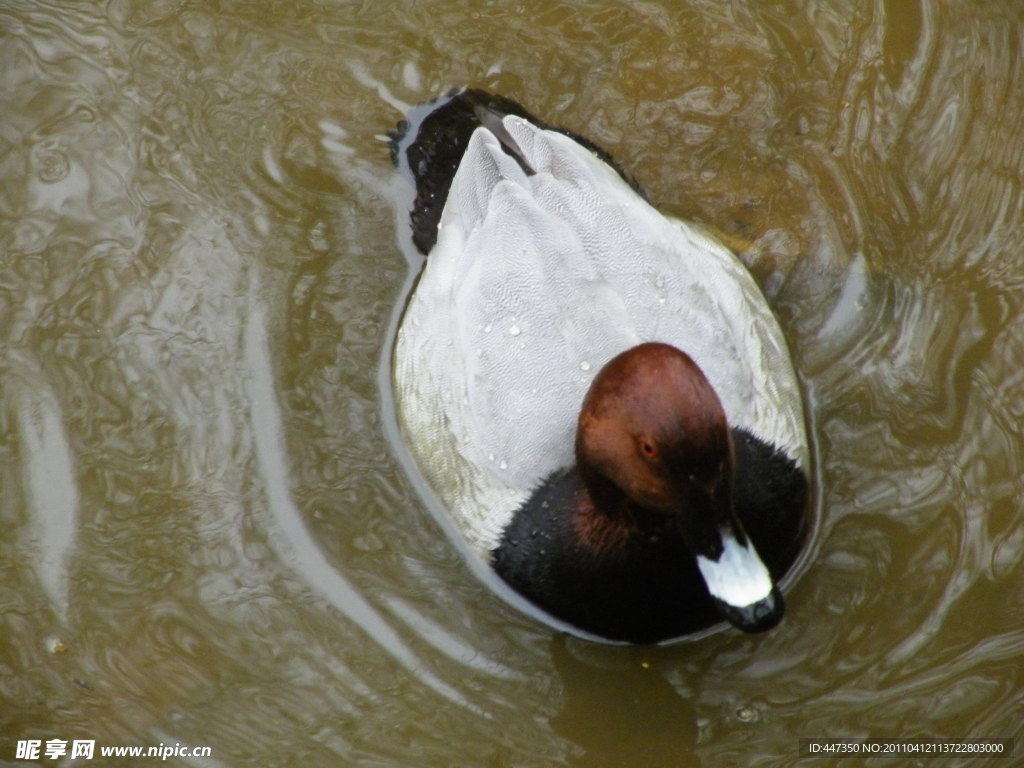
[390,89,809,644]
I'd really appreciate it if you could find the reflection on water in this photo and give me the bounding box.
[3,1,1024,765]
[550,638,699,767]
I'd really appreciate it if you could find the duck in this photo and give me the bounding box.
[389,89,809,644]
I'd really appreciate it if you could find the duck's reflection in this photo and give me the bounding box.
[549,635,700,767]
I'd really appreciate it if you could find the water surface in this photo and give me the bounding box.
[3,1,1024,766]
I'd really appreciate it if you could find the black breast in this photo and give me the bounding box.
[490,429,807,643]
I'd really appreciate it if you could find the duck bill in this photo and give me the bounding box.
[695,527,784,634]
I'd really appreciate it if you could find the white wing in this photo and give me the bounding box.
[394,116,806,555]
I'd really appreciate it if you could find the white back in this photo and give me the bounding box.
[394,115,807,556]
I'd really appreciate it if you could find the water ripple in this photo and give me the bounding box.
[4,1,1024,765]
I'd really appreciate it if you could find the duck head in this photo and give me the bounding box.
[575,342,784,633]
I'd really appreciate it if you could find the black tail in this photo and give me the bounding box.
[389,89,644,255]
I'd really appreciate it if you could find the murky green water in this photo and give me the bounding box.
[3,1,1024,765]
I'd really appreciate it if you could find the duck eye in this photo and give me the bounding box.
[638,440,658,459]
